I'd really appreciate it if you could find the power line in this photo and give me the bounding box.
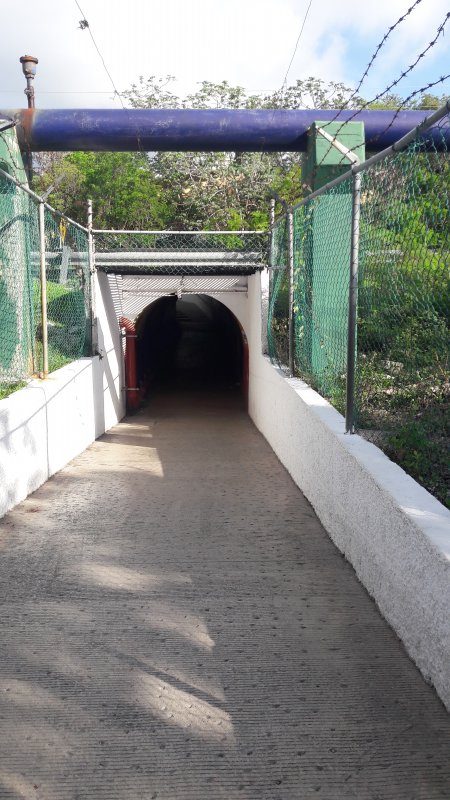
[74,1,124,109]
[73,0,144,154]
[260,0,314,187]
[313,11,450,175]
[281,0,314,92]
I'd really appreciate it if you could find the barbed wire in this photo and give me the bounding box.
[281,0,314,94]
[364,12,449,105]
[312,10,450,177]
[342,0,424,111]
[266,1,428,208]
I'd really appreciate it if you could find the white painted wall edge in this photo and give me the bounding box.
[0,355,125,520]
[249,355,450,711]
[0,269,126,520]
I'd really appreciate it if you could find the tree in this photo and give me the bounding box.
[34,79,445,229]
[34,151,173,229]
[120,76,366,229]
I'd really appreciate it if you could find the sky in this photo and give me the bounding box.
[0,0,448,110]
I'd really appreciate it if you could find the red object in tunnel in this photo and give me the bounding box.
[119,316,141,412]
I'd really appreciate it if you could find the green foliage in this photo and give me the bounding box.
[121,76,366,112]
[386,402,449,510]
[32,279,89,368]
[369,92,447,110]
[268,124,449,507]
[33,76,445,232]
[0,381,26,400]
[0,278,18,369]
[34,151,173,230]
[33,76,372,230]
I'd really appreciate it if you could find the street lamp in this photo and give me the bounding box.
[19,55,38,108]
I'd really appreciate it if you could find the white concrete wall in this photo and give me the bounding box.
[206,292,250,340]
[2,266,449,710]
[246,271,450,711]
[92,271,126,434]
[0,271,125,519]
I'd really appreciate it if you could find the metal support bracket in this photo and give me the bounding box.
[316,127,360,166]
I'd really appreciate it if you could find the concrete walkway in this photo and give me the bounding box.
[0,389,449,800]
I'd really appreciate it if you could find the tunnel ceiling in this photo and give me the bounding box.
[108,275,248,323]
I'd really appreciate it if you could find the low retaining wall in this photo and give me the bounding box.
[249,353,450,711]
[0,356,124,519]
[0,270,125,520]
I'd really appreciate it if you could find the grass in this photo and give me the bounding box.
[269,274,449,508]
[0,381,27,401]
[355,344,449,508]
[33,279,89,372]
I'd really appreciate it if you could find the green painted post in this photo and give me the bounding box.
[301,121,365,385]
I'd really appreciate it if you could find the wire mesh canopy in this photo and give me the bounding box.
[92,231,268,276]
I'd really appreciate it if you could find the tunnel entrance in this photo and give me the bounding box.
[135,294,246,400]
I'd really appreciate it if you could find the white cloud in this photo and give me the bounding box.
[0,0,448,109]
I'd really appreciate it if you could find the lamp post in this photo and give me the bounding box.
[19,55,38,109]
[19,55,38,185]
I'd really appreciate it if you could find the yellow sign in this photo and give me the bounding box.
[59,219,67,244]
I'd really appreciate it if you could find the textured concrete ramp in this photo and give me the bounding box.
[0,390,449,799]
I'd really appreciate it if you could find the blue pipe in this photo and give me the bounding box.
[2,108,448,152]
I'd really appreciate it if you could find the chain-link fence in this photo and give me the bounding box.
[0,175,36,389]
[356,133,449,506]
[268,104,449,507]
[268,217,290,367]
[1,184,265,395]
[0,169,91,395]
[39,209,91,373]
[93,230,268,275]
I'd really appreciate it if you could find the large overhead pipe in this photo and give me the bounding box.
[1,108,448,152]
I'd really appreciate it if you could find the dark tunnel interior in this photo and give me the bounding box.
[135,294,245,396]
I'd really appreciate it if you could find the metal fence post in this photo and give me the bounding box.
[345,169,361,433]
[87,199,98,356]
[288,208,295,376]
[38,200,48,377]
[269,198,275,265]
[261,198,276,355]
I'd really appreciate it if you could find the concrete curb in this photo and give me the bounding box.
[249,356,450,710]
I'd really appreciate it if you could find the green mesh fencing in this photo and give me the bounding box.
[0,173,91,395]
[40,209,91,373]
[267,216,289,367]
[356,125,449,507]
[0,175,36,389]
[293,180,352,405]
[267,112,449,507]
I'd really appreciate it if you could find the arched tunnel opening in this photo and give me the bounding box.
[134,294,247,402]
